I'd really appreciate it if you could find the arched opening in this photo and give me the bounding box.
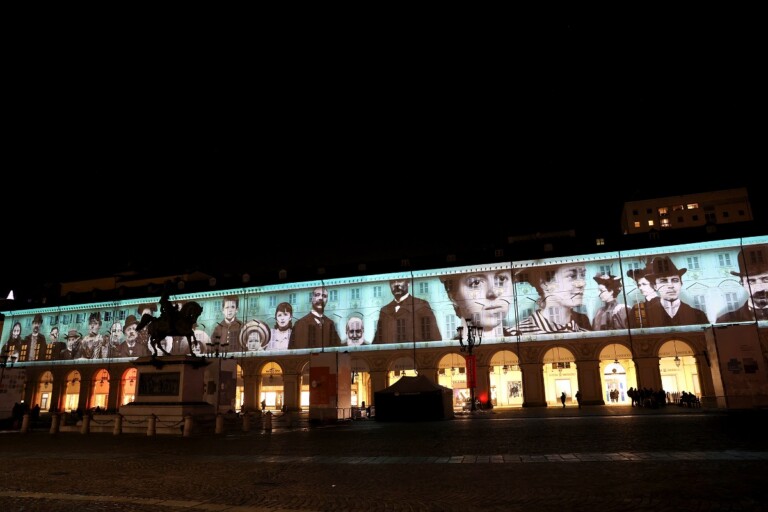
[63,370,81,412]
[259,362,284,412]
[35,371,55,411]
[542,346,577,407]
[90,368,111,411]
[388,356,416,386]
[351,358,371,409]
[120,368,138,406]
[488,350,523,408]
[659,339,700,403]
[598,343,637,405]
[437,353,469,410]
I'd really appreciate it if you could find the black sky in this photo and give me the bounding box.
[2,16,763,303]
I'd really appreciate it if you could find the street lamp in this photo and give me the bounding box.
[206,336,230,414]
[456,318,483,411]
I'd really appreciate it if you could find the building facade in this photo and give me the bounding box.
[2,235,767,418]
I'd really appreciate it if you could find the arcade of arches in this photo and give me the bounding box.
[22,333,710,414]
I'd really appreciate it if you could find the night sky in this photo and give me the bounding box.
[2,17,762,304]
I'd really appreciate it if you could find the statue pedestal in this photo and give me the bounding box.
[119,355,215,434]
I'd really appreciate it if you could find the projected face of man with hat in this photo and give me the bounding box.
[643,256,708,327]
[717,245,768,323]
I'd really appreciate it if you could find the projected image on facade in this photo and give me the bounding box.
[1,238,766,363]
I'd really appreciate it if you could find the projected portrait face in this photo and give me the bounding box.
[109,322,123,343]
[11,322,21,339]
[345,316,365,346]
[540,264,587,309]
[389,279,409,301]
[636,277,657,301]
[49,327,59,342]
[444,270,513,334]
[275,304,293,330]
[222,299,239,322]
[246,330,264,351]
[310,287,329,315]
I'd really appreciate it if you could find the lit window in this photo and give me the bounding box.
[648,220,655,227]
[658,207,668,216]
[660,218,671,228]
[633,221,641,228]
[687,203,699,209]
[596,238,605,246]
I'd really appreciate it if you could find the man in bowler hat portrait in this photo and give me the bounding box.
[643,256,708,327]
[22,314,47,361]
[717,245,768,323]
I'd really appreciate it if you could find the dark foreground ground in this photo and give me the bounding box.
[2,405,767,511]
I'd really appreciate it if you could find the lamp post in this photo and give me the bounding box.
[456,318,483,411]
[206,336,230,414]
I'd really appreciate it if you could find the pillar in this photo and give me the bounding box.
[634,356,662,391]
[282,373,300,412]
[113,414,123,435]
[49,413,60,435]
[81,414,91,435]
[369,370,388,406]
[575,359,606,406]
[520,362,547,407]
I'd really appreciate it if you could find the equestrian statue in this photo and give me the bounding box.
[135,292,203,357]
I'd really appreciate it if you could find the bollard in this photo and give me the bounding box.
[215,413,224,434]
[113,414,123,436]
[81,414,91,435]
[264,411,272,432]
[50,413,60,435]
[242,412,251,432]
[183,415,194,437]
[20,413,31,434]
[147,414,156,436]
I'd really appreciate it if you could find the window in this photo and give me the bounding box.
[76,313,86,323]
[718,253,732,267]
[692,295,707,312]
[372,286,382,298]
[634,221,641,228]
[551,362,571,370]
[648,220,655,227]
[722,211,730,218]
[596,238,605,246]
[724,292,739,313]
[660,218,671,228]
[288,293,297,305]
[686,203,699,209]
[329,290,338,302]
[599,265,611,276]
[746,248,766,266]
[705,213,716,224]
[692,215,699,221]
[420,316,433,340]
[494,249,504,257]
[249,297,259,310]
[419,282,429,294]
[738,209,746,216]
[61,314,71,325]
[444,315,457,339]
[350,288,361,300]
[395,318,407,342]
[658,207,669,216]
[673,204,684,211]
[104,311,113,322]
[686,256,701,270]
[48,315,59,325]
[646,208,652,214]
[268,296,277,308]
[632,209,639,215]
[677,216,684,223]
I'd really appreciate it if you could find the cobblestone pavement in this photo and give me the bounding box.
[2,406,767,511]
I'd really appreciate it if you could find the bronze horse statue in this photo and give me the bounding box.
[135,293,203,357]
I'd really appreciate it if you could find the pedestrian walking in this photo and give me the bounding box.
[575,390,582,409]
[560,391,566,408]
